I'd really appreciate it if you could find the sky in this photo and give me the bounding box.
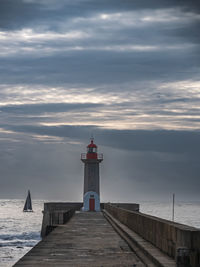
[0,0,200,202]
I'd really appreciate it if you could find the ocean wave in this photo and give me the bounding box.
[0,232,40,241]
[0,239,38,248]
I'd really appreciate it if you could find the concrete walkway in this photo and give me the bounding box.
[15,212,145,266]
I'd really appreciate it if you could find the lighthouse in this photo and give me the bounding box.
[81,138,103,211]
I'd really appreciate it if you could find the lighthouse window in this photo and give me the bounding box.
[87,147,97,153]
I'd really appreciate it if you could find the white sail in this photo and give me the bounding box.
[23,190,33,212]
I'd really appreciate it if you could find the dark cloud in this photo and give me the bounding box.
[1,49,199,86]
[0,0,43,30]
[1,0,200,31]
[0,0,200,88]
[170,23,200,46]
[2,124,200,154]
[0,0,200,201]
[0,102,103,114]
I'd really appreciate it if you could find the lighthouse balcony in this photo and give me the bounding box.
[81,153,103,160]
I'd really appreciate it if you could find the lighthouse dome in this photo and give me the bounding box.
[87,139,97,148]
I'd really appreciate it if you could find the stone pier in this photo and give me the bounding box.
[14,203,200,267]
[15,211,144,266]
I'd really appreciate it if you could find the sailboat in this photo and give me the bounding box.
[23,190,33,212]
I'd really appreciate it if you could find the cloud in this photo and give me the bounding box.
[1,123,200,154]
[1,79,200,131]
[1,0,200,32]
[0,1,199,93]
[0,102,103,114]
[0,0,200,200]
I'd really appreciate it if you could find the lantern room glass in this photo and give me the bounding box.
[87,147,97,153]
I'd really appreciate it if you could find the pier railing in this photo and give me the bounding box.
[81,153,103,160]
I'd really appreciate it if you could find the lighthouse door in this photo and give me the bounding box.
[89,198,95,211]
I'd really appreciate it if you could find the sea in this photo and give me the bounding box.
[0,199,200,267]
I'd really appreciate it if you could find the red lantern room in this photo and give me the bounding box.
[87,138,97,159]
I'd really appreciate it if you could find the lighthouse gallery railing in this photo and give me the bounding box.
[81,153,103,160]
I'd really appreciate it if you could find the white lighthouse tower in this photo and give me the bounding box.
[81,138,103,211]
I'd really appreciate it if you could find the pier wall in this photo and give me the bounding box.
[43,202,83,212]
[108,203,139,212]
[100,203,139,212]
[41,202,82,238]
[104,203,200,267]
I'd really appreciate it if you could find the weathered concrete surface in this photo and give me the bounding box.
[104,204,200,267]
[15,212,145,267]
